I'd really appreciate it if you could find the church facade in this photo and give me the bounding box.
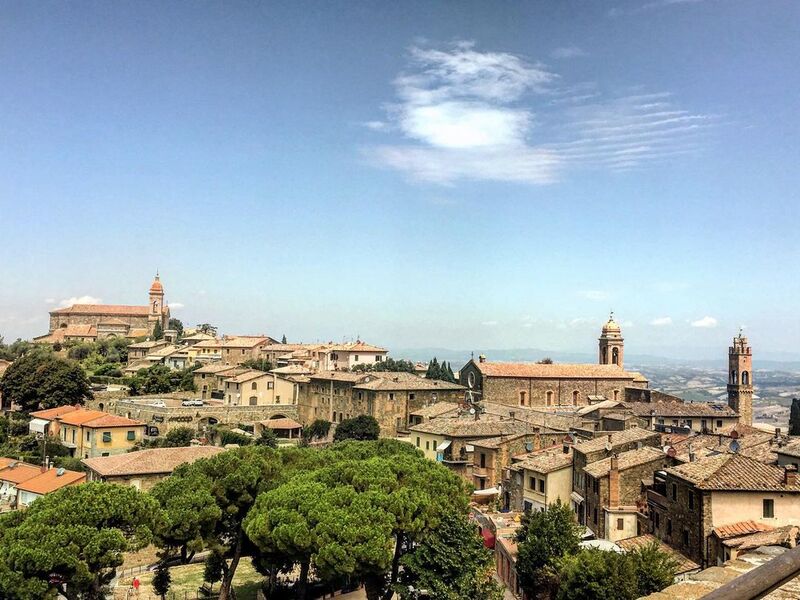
[459,315,649,409]
[35,275,170,343]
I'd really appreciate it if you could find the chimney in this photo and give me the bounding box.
[608,434,613,443]
[785,465,797,487]
[478,355,486,363]
[608,454,620,507]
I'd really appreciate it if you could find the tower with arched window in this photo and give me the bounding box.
[147,273,170,334]
[598,312,624,369]
[727,330,753,425]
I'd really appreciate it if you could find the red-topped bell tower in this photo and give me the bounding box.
[727,330,753,426]
[148,272,167,332]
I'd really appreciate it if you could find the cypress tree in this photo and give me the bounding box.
[153,320,164,340]
[790,398,800,436]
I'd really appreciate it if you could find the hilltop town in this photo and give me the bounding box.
[1,274,799,599]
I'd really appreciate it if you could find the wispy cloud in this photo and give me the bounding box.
[169,302,185,309]
[59,295,102,307]
[579,290,610,301]
[551,45,587,59]
[691,316,718,328]
[650,316,673,326]
[367,41,719,184]
[609,0,708,17]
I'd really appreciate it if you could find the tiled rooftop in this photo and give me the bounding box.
[50,304,150,316]
[514,447,574,474]
[584,446,665,478]
[667,453,800,491]
[713,520,775,540]
[82,446,224,476]
[574,427,660,454]
[474,361,647,380]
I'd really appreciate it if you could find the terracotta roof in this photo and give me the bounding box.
[324,341,387,352]
[574,428,660,455]
[16,468,85,495]
[193,364,237,374]
[82,446,224,477]
[30,405,82,420]
[409,417,533,438]
[576,400,623,415]
[97,317,130,326]
[584,446,665,478]
[0,458,18,470]
[194,336,272,349]
[51,304,150,316]
[515,447,574,474]
[226,370,269,384]
[409,402,460,419]
[261,417,303,430]
[470,433,532,450]
[723,525,799,550]
[309,371,369,383]
[713,520,775,540]
[616,534,700,574]
[474,361,645,380]
[129,340,169,349]
[776,439,800,459]
[58,409,145,428]
[354,375,465,392]
[624,400,737,418]
[0,463,42,484]
[667,453,800,491]
[270,365,313,375]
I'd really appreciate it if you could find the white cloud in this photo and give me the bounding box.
[650,317,673,326]
[367,41,718,184]
[59,295,102,307]
[169,302,185,309]
[691,316,718,328]
[551,45,587,59]
[579,290,610,301]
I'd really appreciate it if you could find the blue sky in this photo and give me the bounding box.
[1,1,798,360]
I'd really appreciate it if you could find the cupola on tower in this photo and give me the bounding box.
[727,330,753,426]
[599,312,624,369]
[147,272,169,333]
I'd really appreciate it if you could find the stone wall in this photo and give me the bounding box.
[49,312,152,333]
[481,375,646,408]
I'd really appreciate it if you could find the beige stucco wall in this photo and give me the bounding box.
[522,465,572,511]
[711,490,800,528]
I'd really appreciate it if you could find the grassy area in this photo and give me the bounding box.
[116,561,263,600]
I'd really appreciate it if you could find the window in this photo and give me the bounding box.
[573,390,580,405]
[538,479,545,493]
[763,499,775,518]
[671,483,677,500]
[688,491,695,510]
[667,519,672,536]
[102,432,112,443]
[267,382,274,390]
[416,437,420,448]
[409,393,415,401]
[546,390,553,406]
[613,389,620,401]
[241,349,245,355]
[480,453,486,468]
[425,441,430,451]
[592,478,599,494]
[333,411,337,422]
[72,429,76,443]
[433,440,437,451]
[593,508,598,524]
[519,391,527,406]
[655,512,660,529]
[617,518,624,531]
[354,355,359,361]
[717,420,723,427]
[529,477,536,490]
[249,396,258,406]
[389,393,395,401]
[126,431,136,441]
[251,382,258,390]
[682,529,689,546]
[86,431,90,442]
[375,355,382,362]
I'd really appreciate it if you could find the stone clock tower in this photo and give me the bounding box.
[599,312,624,369]
[727,331,753,426]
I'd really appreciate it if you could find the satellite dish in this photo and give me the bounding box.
[56,468,65,476]
[469,408,476,415]
[729,440,741,454]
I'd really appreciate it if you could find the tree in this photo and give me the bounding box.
[398,511,502,600]
[157,446,284,600]
[219,429,253,446]
[537,358,554,364]
[168,318,184,338]
[515,500,581,600]
[790,398,800,436]
[334,415,380,442]
[203,551,225,592]
[150,473,222,564]
[240,358,273,372]
[0,351,92,412]
[0,482,157,600]
[281,334,287,344]
[302,419,332,443]
[255,427,279,448]
[0,337,34,361]
[629,540,679,596]
[425,358,442,380]
[153,320,164,340]
[557,549,637,600]
[164,426,195,447]
[152,562,171,600]
[197,323,218,336]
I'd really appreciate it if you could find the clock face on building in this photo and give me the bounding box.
[467,371,476,389]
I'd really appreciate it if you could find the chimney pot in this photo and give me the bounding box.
[785,465,797,486]
[478,355,486,363]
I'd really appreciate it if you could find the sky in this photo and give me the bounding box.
[1,0,799,361]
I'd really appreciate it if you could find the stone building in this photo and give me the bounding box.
[459,316,647,408]
[301,371,465,436]
[470,433,541,491]
[35,274,170,343]
[82,446,224,491]
[647,452,800,566]
[582,446,671,541]
[191,335,277,365]
[511,445,574,513]
[728,331,754,426]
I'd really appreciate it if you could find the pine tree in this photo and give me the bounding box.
[153,320,164,340]
[281,334,287,344]
[426,357,441,380]
[152,562,171,600]
[447,361,456,383]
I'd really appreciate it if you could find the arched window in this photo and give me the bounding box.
[251,382,258,390]
[546,390,554,406]
[249,396,258,406]
[742,371,749,385]
[612,347,619,365]
[573,390,580,405]
[602,347,608,363]
[613,390,619,401]
[730,370,738,384]
[519,391,527,406]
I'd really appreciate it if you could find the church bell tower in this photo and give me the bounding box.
[148,272,166,331]
[727,330,753,426]
[599,312,624,369]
